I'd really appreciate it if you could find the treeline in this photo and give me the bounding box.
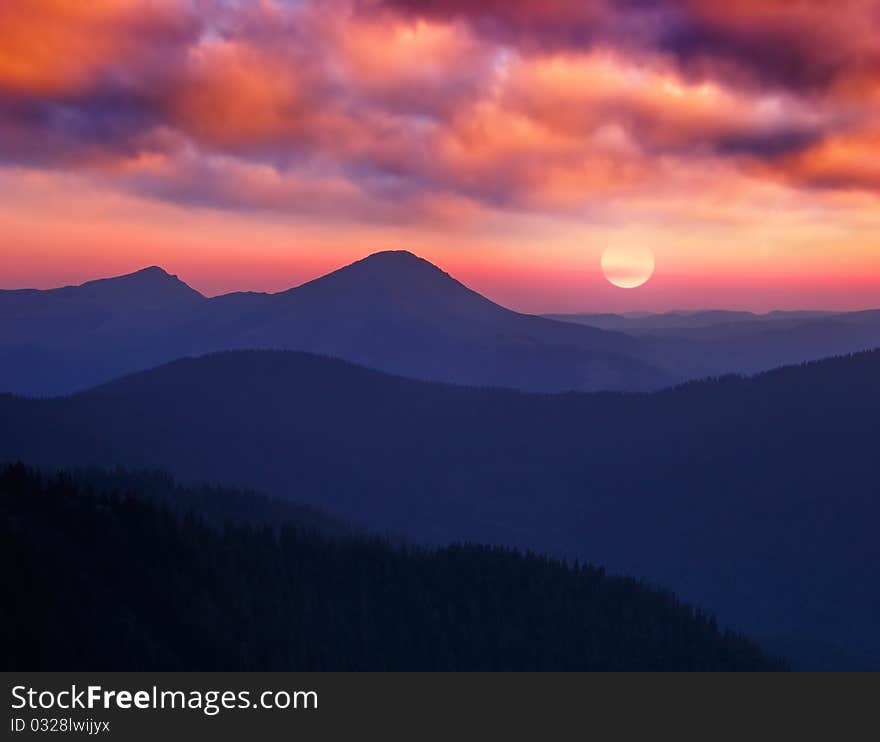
[60,465,357,539]
[1,464,785,671]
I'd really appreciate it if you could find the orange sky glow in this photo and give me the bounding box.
[1,0,879,312]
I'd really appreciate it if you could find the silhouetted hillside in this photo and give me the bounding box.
[0,251,670,395]
[0,464,784,671]
[1,349,878,667]
[60,465,357,538]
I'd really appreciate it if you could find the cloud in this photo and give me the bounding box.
[0,0,877,223]
[769,129,880,191]
[377,0,880,93]
[0,0,199,95]
[661,1,880,92]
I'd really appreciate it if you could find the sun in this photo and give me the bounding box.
[601,246,655,289]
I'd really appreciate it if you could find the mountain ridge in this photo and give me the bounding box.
[1,347,877,667]
[3,251,879,396]
[0,265,204,306]
[1,463,784,671]
[0,251,672,395]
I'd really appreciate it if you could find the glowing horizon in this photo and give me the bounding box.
[2,1,879,313]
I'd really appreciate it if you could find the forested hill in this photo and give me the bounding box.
[1,349,879,666]
[0,464,784,671]
[59,465,357,539]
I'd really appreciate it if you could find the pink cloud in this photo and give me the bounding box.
[0,0,877,225]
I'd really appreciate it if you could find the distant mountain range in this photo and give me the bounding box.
[4,251,879,397]
[2,349,878,668]
[544,310,840,331]
[547,309,880,379]
[0,251,670,396]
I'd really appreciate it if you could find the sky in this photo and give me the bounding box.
[1,0,879,313]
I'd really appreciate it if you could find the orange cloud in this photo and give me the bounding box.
[171,38,309,149]
[335,15,490,112]
[0,0,879,224]
[774,129,880,191]
[503,52,826,150]
[0,0,196,95]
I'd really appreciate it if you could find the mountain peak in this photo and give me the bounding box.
[348,250,444,274]
[76,266,204,305]
[284,249,468,302]
[132,265,173,277]
[109,265,181,284]
[359,249,422,262]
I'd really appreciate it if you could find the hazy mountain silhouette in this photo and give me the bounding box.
[0,267,205,393]
[0,266,202,333]
[178,250,672,392]
[547,309,880,379]
[1,349,877,668]
[5,252,879,396]
[0,251,671,395]
[545,310,838,331]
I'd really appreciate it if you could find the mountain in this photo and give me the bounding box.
[1,463,783,671]
[1,349,878,667]
[0,266,203,337]
[6,253,878,397]
[0,252,671,395]
[546,309,880,379]
[0,267,205,394]
[55,465,357,538]
[544,310,839,331]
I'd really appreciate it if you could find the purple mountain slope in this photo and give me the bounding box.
[0,251,672,395]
